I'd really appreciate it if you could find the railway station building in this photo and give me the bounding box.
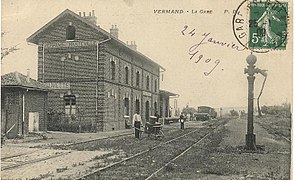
[27,9,170,132]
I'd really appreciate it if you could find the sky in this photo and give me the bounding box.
[1,0,293,110]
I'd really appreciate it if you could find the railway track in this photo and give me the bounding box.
[77,119,228,180]
[64,132,133,147]
[255,121,291,143]
[1,151,71,171]
[1,120,224,179]
[145,129,216,180]
[1,149,43,161]
[281,135,291,143]
[1,132,134,172]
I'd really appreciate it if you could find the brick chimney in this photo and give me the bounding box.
[127,41,137,50]
[110,25,119,38]
[79,10,97,25]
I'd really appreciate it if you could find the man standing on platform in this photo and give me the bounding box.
[179,112,185,129]
[132,112,142,138]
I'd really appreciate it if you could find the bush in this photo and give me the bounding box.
[261,103,291,117]
[230,109,239,117]
[47,109,93,133]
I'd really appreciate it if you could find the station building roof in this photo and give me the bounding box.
[1,72,49,91]
[159,89,178,97]
[27,9,165,71]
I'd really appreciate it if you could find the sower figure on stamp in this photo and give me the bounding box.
[179,112,185,130]
[132,112,142,139]
[257,7,281,46]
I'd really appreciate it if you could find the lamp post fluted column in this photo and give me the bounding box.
[244,54,257,150]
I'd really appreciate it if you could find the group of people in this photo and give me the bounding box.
[132,112,186,138]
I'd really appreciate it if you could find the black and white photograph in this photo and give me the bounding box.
[1,0,292,179]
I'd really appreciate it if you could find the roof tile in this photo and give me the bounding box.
[1,72,49,91]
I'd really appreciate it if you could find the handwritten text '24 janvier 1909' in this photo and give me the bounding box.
[181,25,246,76]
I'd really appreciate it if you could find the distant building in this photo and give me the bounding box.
[1,72,49,138]
[27,9,167,131]
[159,90,178,118]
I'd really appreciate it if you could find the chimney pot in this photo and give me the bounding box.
[126,41,128,44]
[83,12,86,16]
[110,25,119,38]
[79,12,81,16]
[89,12,91,16]
[128,41,137,50]
[92,10,95,16]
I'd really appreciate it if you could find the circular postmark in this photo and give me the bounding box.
[232,0,288,53]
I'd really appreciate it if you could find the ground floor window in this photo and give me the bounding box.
[145,101,150,121]
[124,98,129,116]
[64,94,76,115]
[135,99,140,114]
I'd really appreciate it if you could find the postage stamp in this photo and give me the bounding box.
[248,1,288,49]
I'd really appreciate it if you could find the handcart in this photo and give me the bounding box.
[144,116,164,139]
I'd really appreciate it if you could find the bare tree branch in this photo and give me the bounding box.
[1,44,20,60]
[1,31,20,60]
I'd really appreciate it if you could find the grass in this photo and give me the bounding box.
[256,115,291,138]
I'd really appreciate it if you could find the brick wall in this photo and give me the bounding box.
[25,90,48,133]
[34,12,161,132]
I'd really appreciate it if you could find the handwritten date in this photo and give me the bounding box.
[181,25,245,76]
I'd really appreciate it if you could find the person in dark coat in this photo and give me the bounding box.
[180,113,185,129]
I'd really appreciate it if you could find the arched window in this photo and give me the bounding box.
[111,61,115,80]
[154,79,157,92]
[125,67,129,84]
[66,22,76,40]
[146,75,150,90]
[124,98,129,116]
[136,71,140,87]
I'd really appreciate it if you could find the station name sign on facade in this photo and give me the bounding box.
[45,82,70,89]
[41,40,98,48]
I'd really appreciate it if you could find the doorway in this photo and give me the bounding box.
[28,112,39,132]
[145,101,150,122]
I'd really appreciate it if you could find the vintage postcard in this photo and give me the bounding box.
[1,0,292,179]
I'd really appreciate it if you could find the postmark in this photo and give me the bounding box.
[232,0,289,53]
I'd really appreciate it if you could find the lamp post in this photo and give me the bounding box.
[244,54,257,150]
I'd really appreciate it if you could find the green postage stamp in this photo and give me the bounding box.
[248,1,288,49]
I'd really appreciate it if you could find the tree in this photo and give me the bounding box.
[1,32,20,61]
[261,103,291,117]
[182,106,197,116]
[230,109,239,117]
